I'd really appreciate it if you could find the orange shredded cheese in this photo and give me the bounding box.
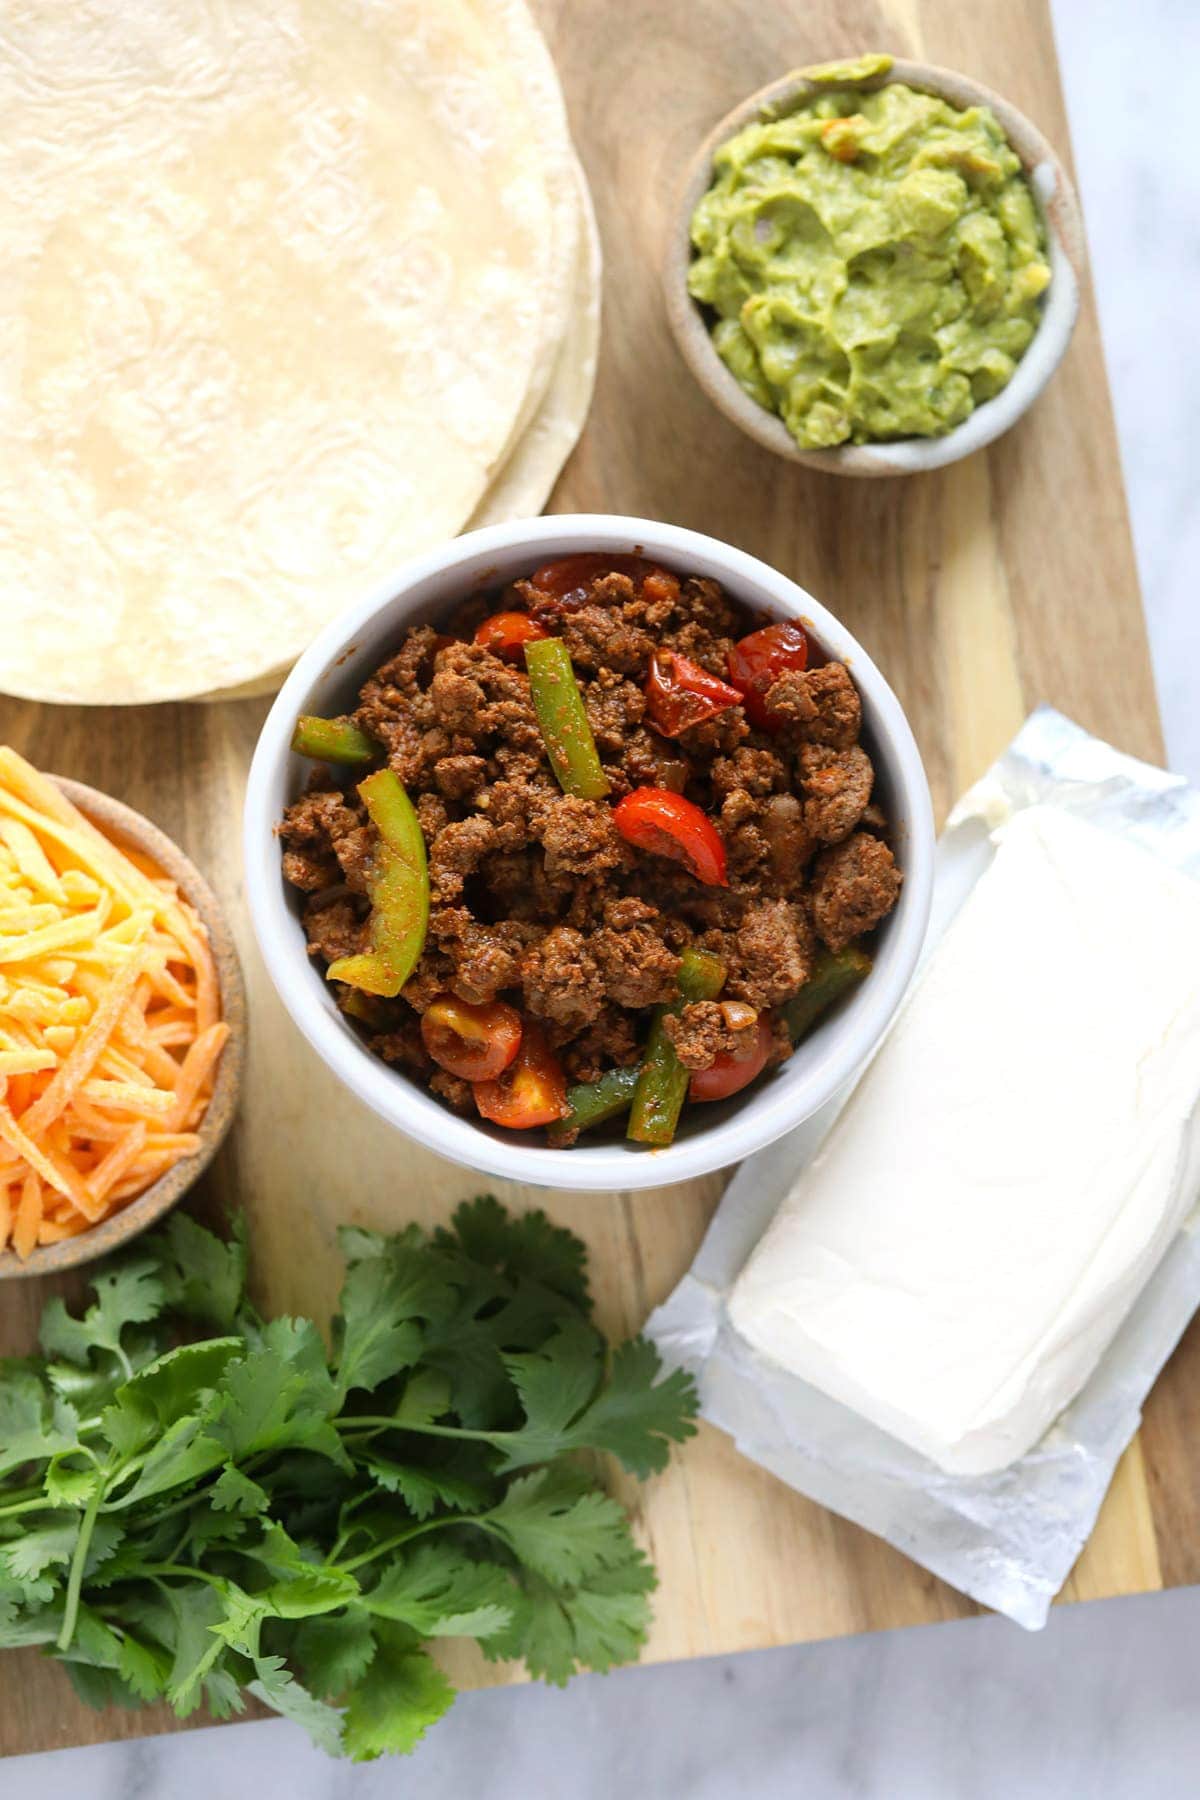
[0,748,229,1259]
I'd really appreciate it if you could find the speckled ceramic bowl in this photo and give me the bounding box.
[665,57,1085,476]
[0,781,245,1279]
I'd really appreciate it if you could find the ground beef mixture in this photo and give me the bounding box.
[279,556,902,1140]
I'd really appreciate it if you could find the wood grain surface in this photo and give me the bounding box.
[3,0,1193,1762]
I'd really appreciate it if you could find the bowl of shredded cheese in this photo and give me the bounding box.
[0,748,244,1274]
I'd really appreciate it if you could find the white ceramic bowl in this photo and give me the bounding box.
[665,58,1085,476]
[244,515,934,1191]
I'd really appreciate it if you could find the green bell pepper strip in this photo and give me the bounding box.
[290,714,377,765]
[524,637,611,800]
[339,988,393,1029]
[548,1064,643,1144]
[783,946,872,1043]
[628,947,726,1147]
[327,769,429,998]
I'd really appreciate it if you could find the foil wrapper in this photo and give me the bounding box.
[648,708,1200,1630]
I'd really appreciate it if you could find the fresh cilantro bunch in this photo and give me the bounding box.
[0,1198,697,1760]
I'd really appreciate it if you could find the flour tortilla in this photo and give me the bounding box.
[466,157,602,530]
[0,0,578,704]
[196,156,601,703]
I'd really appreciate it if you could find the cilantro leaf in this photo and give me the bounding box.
[342,1625,455,1761]
[338,1223,423,1267]
[494,1320,603,1465]
[44,1456,102,1508]
[204,1666,249,1720]
[208,1341,346,1470]
[100,1338,244,1459]
[117,1632,172,1702]
[3,1515,122,1597]
[565,1556,657,1673]
[249,1654,345,1756]
[363,1544,515,1639]
[565,1337,698,1476]
[43,1355,126,1421]
[292,1606,376,1699]
[0,1365,79,1478]
[240,1525,360,1620]
[0,1599,63,1648]
[359,1451,487,1521]
[39,1256,165,1369]
[211,1466,271,1516]
[108,1409,226,1509]
[390,1369,453,1429]
[497,1334,699,1477]
[153,1212,247,1330]
[436,1196,590,1312]
[1,1519,80,1585]
[492,1556,657,1687]
[164,1583,229,1715]
[64,1662,145,1710]
[332,1242,452,1397]
[483,1466,638,1587]
[66,1604,124,1670]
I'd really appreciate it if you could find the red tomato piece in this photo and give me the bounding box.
[612,787,728,887]
[644,650,743,738]
[473,1022,569,1129]
[529,553,661,611]
[726,622,810,730]
[688,1014,773,1102]
[421,995,523,1082]
[474,612,549,663]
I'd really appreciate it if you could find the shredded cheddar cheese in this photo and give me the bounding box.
[0,748,228,1259]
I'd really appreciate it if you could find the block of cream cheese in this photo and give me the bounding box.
[728,806,1200,1476]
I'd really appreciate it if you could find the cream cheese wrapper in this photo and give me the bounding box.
[649,708,1200,1629]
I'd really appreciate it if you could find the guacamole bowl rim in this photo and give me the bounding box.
[665,56,1085,477]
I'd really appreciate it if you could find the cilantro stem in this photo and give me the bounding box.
[0,1497,59,1520]
[338,1514,465,1573]
[0,1482,42,1505]
[139,1563,229,1590]
[56,1471,107,1652]
[337,1416,513,1444]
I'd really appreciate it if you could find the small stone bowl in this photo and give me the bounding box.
[0,780,245,1279]
[664,57,1085,476]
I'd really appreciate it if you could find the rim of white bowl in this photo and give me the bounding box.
[244,515,935,1190]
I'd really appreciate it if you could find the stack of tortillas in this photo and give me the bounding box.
[0,0,599,706]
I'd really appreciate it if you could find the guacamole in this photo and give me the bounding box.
[688,56,1051,449]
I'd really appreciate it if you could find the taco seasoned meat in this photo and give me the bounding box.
[278,556,902,1143]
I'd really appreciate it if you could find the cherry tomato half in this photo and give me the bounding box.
[644,649,743,738]
[727,622,810,731]
[612,787,728,887]
[688,1014,773,1102]
[473,1021,569,1129]
[474,611,549,663]
[529,553,659,611]
[421,994,523,1082]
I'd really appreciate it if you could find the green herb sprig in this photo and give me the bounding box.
[0,1199,697,1760]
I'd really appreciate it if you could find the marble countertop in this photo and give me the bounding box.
[7,1,1199,1794]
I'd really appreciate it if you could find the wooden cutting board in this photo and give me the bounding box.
[2,0,1191,1762]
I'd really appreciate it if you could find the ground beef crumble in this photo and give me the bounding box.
[279,557,904,1135]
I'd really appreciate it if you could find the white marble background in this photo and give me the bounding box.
[6,0,1199,1793]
